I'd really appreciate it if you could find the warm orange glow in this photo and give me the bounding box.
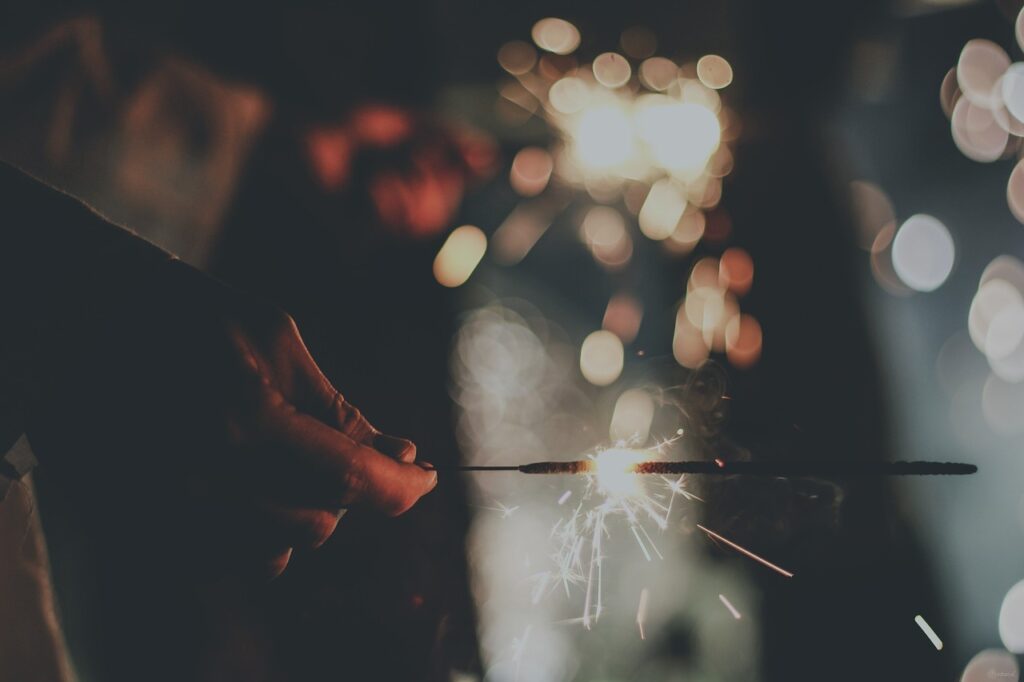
[719,248,754,296]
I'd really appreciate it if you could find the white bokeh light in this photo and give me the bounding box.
[891,214,955,292]
[1001,580,1024,653]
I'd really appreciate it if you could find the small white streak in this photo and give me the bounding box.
[631,525,653,561]
[636,588,650,639]
[558,490,572,505]
[915,615,943,650]
[719,593,742,619]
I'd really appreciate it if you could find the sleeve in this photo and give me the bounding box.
[0,160,179,490]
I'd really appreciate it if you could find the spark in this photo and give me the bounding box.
[637,588,650,639]
[540,445,698,628]
[558,490,573,505]
[509,625,532,682]
[696,524,794,578]
[719,593,742,619]
[480,501,520,518]
[914,615,943,650]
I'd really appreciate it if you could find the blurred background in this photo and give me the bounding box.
[3,1,1024,680]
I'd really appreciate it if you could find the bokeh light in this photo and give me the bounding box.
[696,55,733,90]
[849,180,896,251]
[592,448,648,498]
[951,98,1008,162]
[638,178,687,240]
[1000,579,1024,652]
[592,52,632,89]
[719,247,754,296]
[609,389,655,443]
[1008,159,1024,222]
[890,214,955,292]
[433,224,487,287]
[498,40,537,76]
[549,76,590,115]
[639,57,678,91]
[960,649,1020,682]
[968,257,1024,387]
[510,147,554,196]
[725,314,763,369]
[634,98,721,175]
[580,329,625,386]
[998,66,1024,132]
[673,304,710,369]
[580,206,633,270]
[531,18,581,55]
[957,39,1011,108]
[602,293,643,343]
[982,373,1024,434]
[572,103,636,170]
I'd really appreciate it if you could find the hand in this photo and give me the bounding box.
[25,260,437,579]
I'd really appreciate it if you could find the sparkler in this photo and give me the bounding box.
[448,444,975,633]
[427,459,977,476]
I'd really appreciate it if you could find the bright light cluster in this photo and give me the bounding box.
[942,21,1024,223]
[496,18,756,380]
[499,25,734,196]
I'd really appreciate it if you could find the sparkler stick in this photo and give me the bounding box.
[425,460,977,476]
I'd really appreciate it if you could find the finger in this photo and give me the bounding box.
[276,323,382,444]
[259,405,437,515]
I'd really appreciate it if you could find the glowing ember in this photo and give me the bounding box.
[526,437,694,629]
[592,448,650,497]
